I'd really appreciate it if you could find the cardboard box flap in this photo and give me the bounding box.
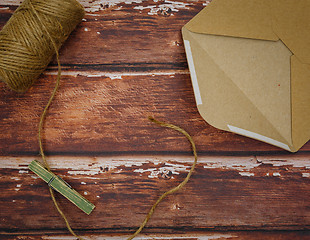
[185,0,278,41]
[270,0,310,64]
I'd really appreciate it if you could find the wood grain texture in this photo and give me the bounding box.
[1,0,310,239]
[0,1,308,154]
[2,73,304,155]
[1,232,310,240]
[0,1,203,66]
[1,155,309,232]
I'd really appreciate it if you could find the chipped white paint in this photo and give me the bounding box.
[79,0,143,12]
[42,233,236,240]
[44,70,188,80]
[273,172,281,177]
[1,155,309,179]
[239,172,254,177]
[11,177,20,180]
[114,6,123,11]
[203,0,212,6]
[96,31,101,34]
[256,156,310,169]
[15,183,22,191]
[0,0,142,10]
[302,173,310,178]
[81,181,86,184]
[134,1,193,15]
[202,157,260,171]
[18,170,28,174]
[84,27,89,31]
[0,0,211,14]
[67,170,100,176]
[81,0,201,14]
[134,163,189,178]
[84,191,88,195]
[85,13,102,17]
[86,74,120,79]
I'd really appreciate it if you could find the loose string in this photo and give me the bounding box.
[28,1,85,240]
[29,1,197,239]
[127,117,198,240]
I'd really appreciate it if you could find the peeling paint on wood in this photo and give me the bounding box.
[1,0,310,238]
[2,232,310,240]
[134,1,194,16]
[1,154,310,231]
[0,0,210,17]
[80,0,144,12]
[0,1,199,66]
[80,0,210,15]
[1,154,310,179]
[44,70,187,80]
[302,173,310,178]
[0,0,209,13]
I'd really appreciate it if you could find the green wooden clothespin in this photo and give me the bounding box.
[28,160,95,215]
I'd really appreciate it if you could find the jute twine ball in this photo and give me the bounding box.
[0,0,85,92]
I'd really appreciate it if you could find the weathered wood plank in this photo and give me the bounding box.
[0,1,309,153]
[1,154,309,231]
[1,73,307,155]
[1,231,310,240]
[0,1,205,67]
[1,0,309,238]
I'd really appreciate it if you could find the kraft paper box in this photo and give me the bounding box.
[182,0,310,152]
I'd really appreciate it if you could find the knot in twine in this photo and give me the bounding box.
[0,0,84,92]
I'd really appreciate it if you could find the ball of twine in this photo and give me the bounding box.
[0,0,85,92]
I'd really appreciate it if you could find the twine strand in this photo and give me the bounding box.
[1,1,198,239]
[36,30,85,240]
[25,1,85,239]
[127,117,198,240]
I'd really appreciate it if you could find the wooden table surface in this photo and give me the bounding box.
[1,1,309,239]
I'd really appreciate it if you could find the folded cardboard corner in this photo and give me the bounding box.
[182,0,310,152]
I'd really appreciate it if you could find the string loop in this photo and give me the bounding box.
[127,117,198,240]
